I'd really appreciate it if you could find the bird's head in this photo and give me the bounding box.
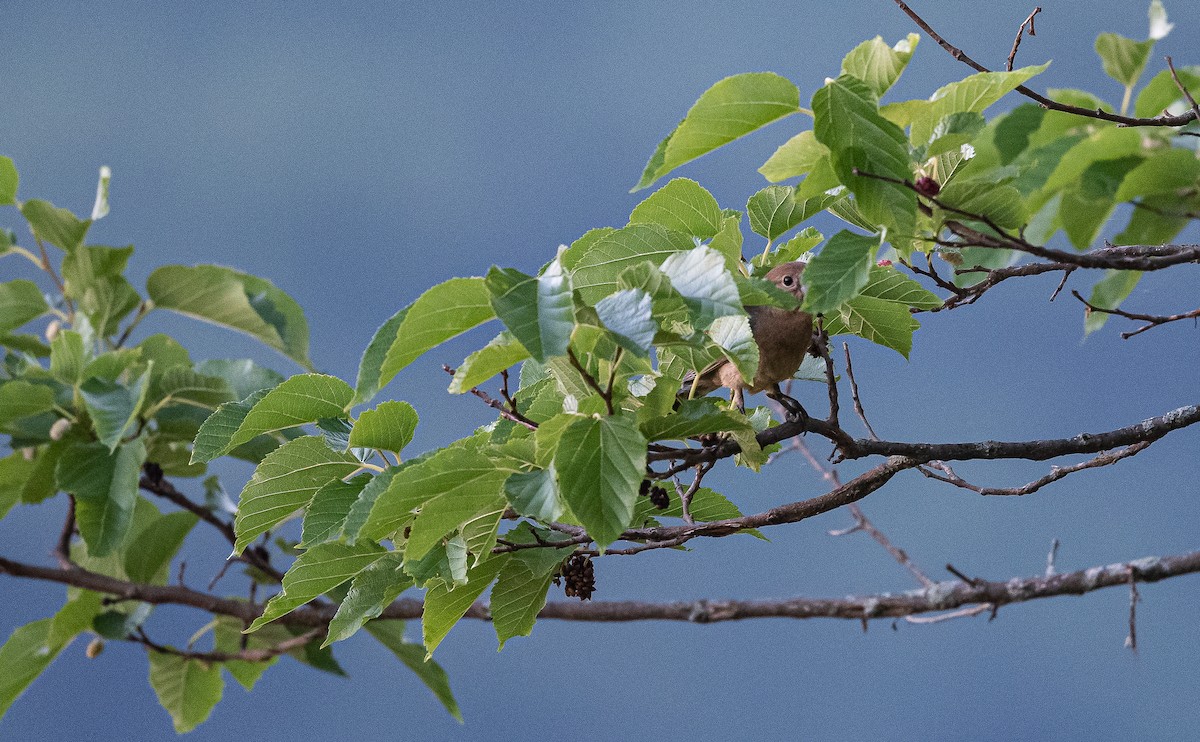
[763,261,806,301]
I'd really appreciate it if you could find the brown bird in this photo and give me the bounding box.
[679,261,814,422]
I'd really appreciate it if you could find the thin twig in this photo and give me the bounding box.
[842,343,880,440]
[919,442,1151,496]
[1166,56,1200,122]
[891,0,1199,128]
[1126,568,1140,652]
[1006,6,1041,72]
[441,364,538,429]
[567,349,614,414]
[1071,290,1200,339]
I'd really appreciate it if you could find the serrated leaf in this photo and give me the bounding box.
[56,439,146,557]
[825,294,920,358]
[758,131,831,183]
[1084,270,1142,335]
[233,436,360,554]
[640,398,753,441]
[908,65,1049,144]
[485,257,574,363]
[503,467,563,522]
[840,33,919,97]
[448,331,531,393]
[325,552,412,644]
[594,289,656,356]
[195,358,284,401]
[20,200,90,252]
[747,185,811,241]
[365,621,462,722]
[191,373,353,463]
[635,72,801,190]
[570,223,697,304]
[628,178,723,238]
[123,511,198,583]
[553,414,646,551]
[812,76,915,241]
[1115,148,1200,202]
[378,277,495,388]
[707,313,759,385]
[937,179,1027,229]
[348,400,419,454]
[301,474,370,546]
[858,265,941,309]
[660,245,743,328]
[147,652,224,734]
[0,280,49,335]
[147,264,310,368]
[1095,33,1154,89]
[354,306,407,404]
[362,445,508,544]
[802,230,877,314]
[421,553,508,656]
[248,542,387,631]
[0,381,56,428]
[492,548,563,650]
[407,487,506,564]
[80,372,150,451]
[212,618,275,690]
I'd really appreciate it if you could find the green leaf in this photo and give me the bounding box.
[0,333,50,357]
[553,413,646,551]
[150,366,234,409]
[594,289,657,356]
[123,511,198,583]
[504,467,563,522]
[0,618,68,719]
[249,542,387,631]
[937,179,1027,230]
[195,358,283,401]
[640,398,753,442]
[856,265,941,309]
[77,276,141,337]
[0,381,56,428]
[233,436,360,554]
[707,314,759,385]
[0,156,17,205]
[80,372,149,451]
[300,474,370,546]
[191,373,353,463]
[802,230,877,314]
[825,294,920,358]
[212,617,275,690]
[448,331,531,393]
[924,112,986,158]
[570,223,696,304]
[660,245,743,327]
[0,280,49,335]
[362,445,508,544]
[20,200,90,252]
[492,547,563,650]
[1115,148,1200,201]
[61,245,133,293]
[365,621,462,722]
[659,486,747,523]
[748,185,812,241]
[326,552,412,644]
[840,33,919,97]
[1060,155,1145,249]
[354,306,407,404]
[348,400,419,454]
[812,76,915,240]
[147,264,311,368]
[1084,270,1142,335]
[421,554,508,656]
[758,131,831,183]
[341,466,400,543]
[378,277,495,388]
[635,72,801,190]
[56,439,146,556]
[908,65,1049,144]
[485,255,574,363]
[1095,33,1154,89]
[628,178,723,238]
[0,453,37,520]
[1134,66,1200,118]
[147,652,224,734]
[707,214,746,270]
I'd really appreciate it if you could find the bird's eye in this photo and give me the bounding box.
[782,276,794,286]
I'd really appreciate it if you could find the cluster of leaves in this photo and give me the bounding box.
[2,0,1197,733]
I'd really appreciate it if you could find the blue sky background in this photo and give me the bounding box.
[2,1,1198,739]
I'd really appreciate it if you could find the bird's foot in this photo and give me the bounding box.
[768,392,809,431]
